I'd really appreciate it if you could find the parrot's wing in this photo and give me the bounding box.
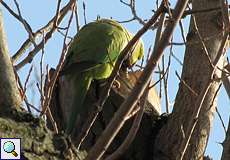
[62,20,130,75]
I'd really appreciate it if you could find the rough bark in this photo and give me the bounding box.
[0,109,87,160]
[0,10,22,110]
[154,0,225,159]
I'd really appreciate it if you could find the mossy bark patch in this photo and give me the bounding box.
[0,109,86,160]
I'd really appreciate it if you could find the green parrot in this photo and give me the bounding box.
[61,19,144,134]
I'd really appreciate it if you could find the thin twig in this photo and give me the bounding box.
[192,15,214,69]
[40,31,45,107]
[182,4,230,18]
[164,37,173,113]
[22,65,33,99]
[15,0,72,70]
[210,83,222,110]
[175,71,198,96]
[39,66,58,133]
[118,17,135,23]
[208,83,226,134]
[153,12,169,113]
[125,105,140,121]
[13,68,32,112]
[83,1,87,24]
[153,13,165,52]
[1,0,36,47]
[1,1,29,28]
[158,64,162,98]
[24,100,41,113]
[74,0,81,32]
[13,0,36,46]
[53,0,62,28]
[120,0,158,30]
[216,107,227,134]
[57,28,73,40]
[47,107,59,133]
[169,28,228,46]
[149,66,169,89]
[171,51,183,66]
[162,55,170,112]
[179,20,186,43]
[39,0,61,109]
[22,65,33,113]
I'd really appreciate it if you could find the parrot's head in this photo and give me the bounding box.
[125,37,144,68]
[96,19,144,69]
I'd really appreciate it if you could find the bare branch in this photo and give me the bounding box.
[119,0,158,30]
[175,71,198,96]
[83,1,87,24]
[23,65,33,99]
[216,107,227,134]
[53,0,62,28]
[182,4,230,18]
[1,1,34,43]
[12,0,76,65]
[13,0,36,46]
[179,20,186,43]
[212,83,227,134]
[192,14,214,68]
[74,1,81,32]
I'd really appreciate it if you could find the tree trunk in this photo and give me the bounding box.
[0,10,22,110]
[154,0,225,159]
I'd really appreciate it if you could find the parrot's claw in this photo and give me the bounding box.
[113,80,121,89]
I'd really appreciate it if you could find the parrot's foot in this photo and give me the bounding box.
[113,80,121,89]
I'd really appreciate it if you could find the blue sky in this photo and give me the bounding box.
[1,0,229,159]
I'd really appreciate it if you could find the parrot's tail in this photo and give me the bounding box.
[65,72,92,135]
